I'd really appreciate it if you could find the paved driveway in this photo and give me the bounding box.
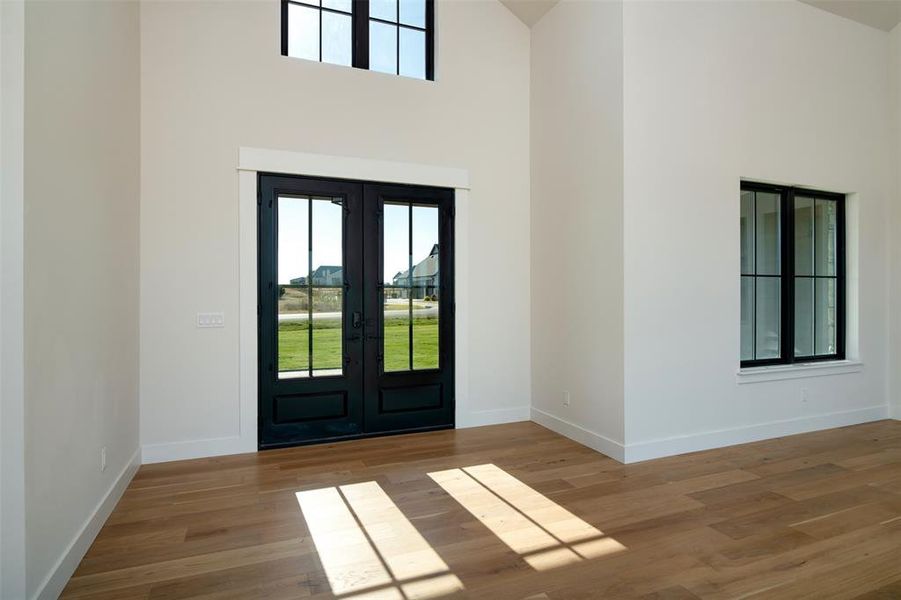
[278,306,438,322]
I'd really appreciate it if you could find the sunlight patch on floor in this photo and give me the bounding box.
[428,464,625,570]
[296,463,624,598]
[296,481,463,599]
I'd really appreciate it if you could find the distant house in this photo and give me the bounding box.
[290,265,343,286]
[393,244,439,299]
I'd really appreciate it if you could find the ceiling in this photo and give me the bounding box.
[799,0,901,31]
[500,0,901,32]
[499,0,558,27]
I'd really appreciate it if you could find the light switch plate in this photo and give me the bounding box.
[197,312,225,328]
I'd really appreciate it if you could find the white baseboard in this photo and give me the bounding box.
[144,405,890,467]
[623,405,890,463]
[32,447,141,600]
[531,405,889,465]
[141,435,255,465]
[142,408,528,465]
[457,405,530,429]
[530,407,626,463]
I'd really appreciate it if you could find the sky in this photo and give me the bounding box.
[277,197,438,284]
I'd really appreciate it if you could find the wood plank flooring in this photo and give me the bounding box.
[61,420,901,599]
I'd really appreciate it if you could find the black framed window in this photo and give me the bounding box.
[740,181,845,367]
[281,0,434,80]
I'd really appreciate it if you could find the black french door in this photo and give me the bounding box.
[258,174,454,449]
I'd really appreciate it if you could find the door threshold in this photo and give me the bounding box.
[258,423,454,451]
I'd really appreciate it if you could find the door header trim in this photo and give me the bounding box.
[238,148,470,191]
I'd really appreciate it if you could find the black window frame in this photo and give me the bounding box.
[740,181,846,368]
[280,0,435,81]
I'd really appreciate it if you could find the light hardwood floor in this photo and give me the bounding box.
[62,420,901,599]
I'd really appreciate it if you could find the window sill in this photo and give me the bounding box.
[736,360,863,384]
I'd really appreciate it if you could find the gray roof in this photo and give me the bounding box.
[394,245,439,281]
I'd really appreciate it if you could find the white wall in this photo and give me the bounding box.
[139,0,531,455]
[890,23,901,420]
[530,0,625,458]
[24,1,141,596]
[1,0,26,596]
[622,0,893,458]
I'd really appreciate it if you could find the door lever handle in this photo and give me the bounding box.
[352,311,362,329]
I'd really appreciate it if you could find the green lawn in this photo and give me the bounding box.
[279,318,439,373]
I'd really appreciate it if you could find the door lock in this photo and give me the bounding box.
[352,311,362,329]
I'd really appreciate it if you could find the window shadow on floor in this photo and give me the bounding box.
[295,463,626,599]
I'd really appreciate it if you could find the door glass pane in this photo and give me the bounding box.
[794,196,814,277]
[815,200,837,276]
[311,198,343,285]
[740,276,754,361]
[312,288,343,375]
[815,278,837,355]
[412,205,439,369]
[755,191,781,276]
[310,198,343,377]
[794,277,814,357]
[399,27,425,79]
[755,277,781,360]
[370,21,398,74]
[278,196,311,378]
[740,191,754,275]
[384,202,410,372]
[322,11,352,66]
[399,0,425,27]
[288,3,319,61]
[278,197,310,287]
[278,315,308,376]
[370,0,397,21]
[384,307,410,372]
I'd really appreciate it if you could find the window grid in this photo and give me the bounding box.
[281,0,434,80]
[740,182,845,368]
[277,195,347,379]
[382,200,441,374]
[740,189,781,362]
[283,1,353,65]
[794,197,839,360]
[368,9,428,78]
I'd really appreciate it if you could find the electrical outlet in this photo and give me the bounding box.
[197,312,225,328]
[801,388,810,403]
[100,446,107,472]
[563,391,571,408]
